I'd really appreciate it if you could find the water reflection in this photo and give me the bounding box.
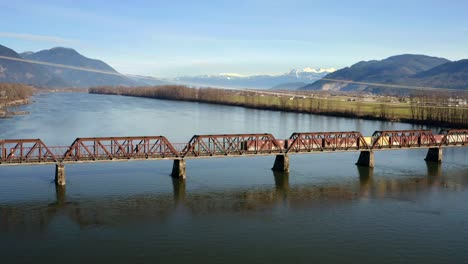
[273,170,289,202]
[357,166,374,194]
[55,185,66,206]
[426,161,442,180]
[1,166,467,233]
[172,177,186,205]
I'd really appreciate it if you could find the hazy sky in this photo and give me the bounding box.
[1,0,467,77]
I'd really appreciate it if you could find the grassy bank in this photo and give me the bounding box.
[89,85,468,128]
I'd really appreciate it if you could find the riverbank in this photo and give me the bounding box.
[89,85,468,128]
[0,99,30,118]
[0,83,34,118]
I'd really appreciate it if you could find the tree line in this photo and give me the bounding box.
[0,83,34,101]
[89,85,468,128]
[409,92,468,127]
[0,83,34,113]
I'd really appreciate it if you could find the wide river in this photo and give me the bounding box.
[0,92,467,263]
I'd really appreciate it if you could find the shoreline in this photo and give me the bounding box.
[89,86,468,129]
[0,98,30,118]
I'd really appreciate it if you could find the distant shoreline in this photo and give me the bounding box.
[0,83,34,118]
[0,99,30,118]
[89,85,468,128]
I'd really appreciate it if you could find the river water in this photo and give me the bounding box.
[0,92,467,263]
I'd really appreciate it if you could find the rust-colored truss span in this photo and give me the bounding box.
[440,129,468,146]
[286,131,369,153]
[181,133,283,157]
[1,129,467,166]
[0,139,57,164]
[62,136,179,162]
[371,130,437,149]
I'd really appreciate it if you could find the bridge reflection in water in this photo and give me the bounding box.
[1,163,466,233]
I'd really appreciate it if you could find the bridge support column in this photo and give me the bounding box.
[425,148,443,163]
[172,159,186,179]
[356,151,374,167]
[55,164,66,186]
[272,154,289,172]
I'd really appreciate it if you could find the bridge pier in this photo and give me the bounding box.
[171,159,186,179]
[425,148,443,163]
[356,151,374,167]
[272,154,289,172]
[55,164,66,186]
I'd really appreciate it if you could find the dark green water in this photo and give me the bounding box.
[0,92,467,263]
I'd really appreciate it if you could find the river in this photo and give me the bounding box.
[0,92,467,263]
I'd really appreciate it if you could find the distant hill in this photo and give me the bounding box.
[129,75,168,86]
[0,44,66,87]
[175,68,335,89]
[22,47,136,88]
[301,54,452,92]
[271,82,307,90]
[406,59,468,90]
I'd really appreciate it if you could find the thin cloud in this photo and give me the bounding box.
[0,32,76,44]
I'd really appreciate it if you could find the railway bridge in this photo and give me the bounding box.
[0,129,467,186]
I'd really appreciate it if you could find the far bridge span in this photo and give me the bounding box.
[0,129,467,186]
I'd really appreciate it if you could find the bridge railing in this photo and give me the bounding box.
[370,130,438,149]
[172,143,190,154]
[61,136,179,161]
[440,129,468,146]
[286,131,369,153]
[181,133,283,157]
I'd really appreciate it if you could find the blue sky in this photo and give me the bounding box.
[1,0,467,77]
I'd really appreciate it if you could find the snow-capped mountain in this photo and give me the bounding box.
[174,67,336,89]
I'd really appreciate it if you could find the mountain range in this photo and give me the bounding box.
[0,44,64,87]
[1,43,467,92]
[21,47,136,88]
[174,68,336,89]
[300,54,468,92]
[0,44,138,88]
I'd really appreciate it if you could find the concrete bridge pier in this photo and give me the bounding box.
[425,148,443,163]
[272,154,290,172]
[356,151,375,167]
[171,159,186,179]
[55,164,66,186]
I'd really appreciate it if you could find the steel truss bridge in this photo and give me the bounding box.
[0,129,467,185]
